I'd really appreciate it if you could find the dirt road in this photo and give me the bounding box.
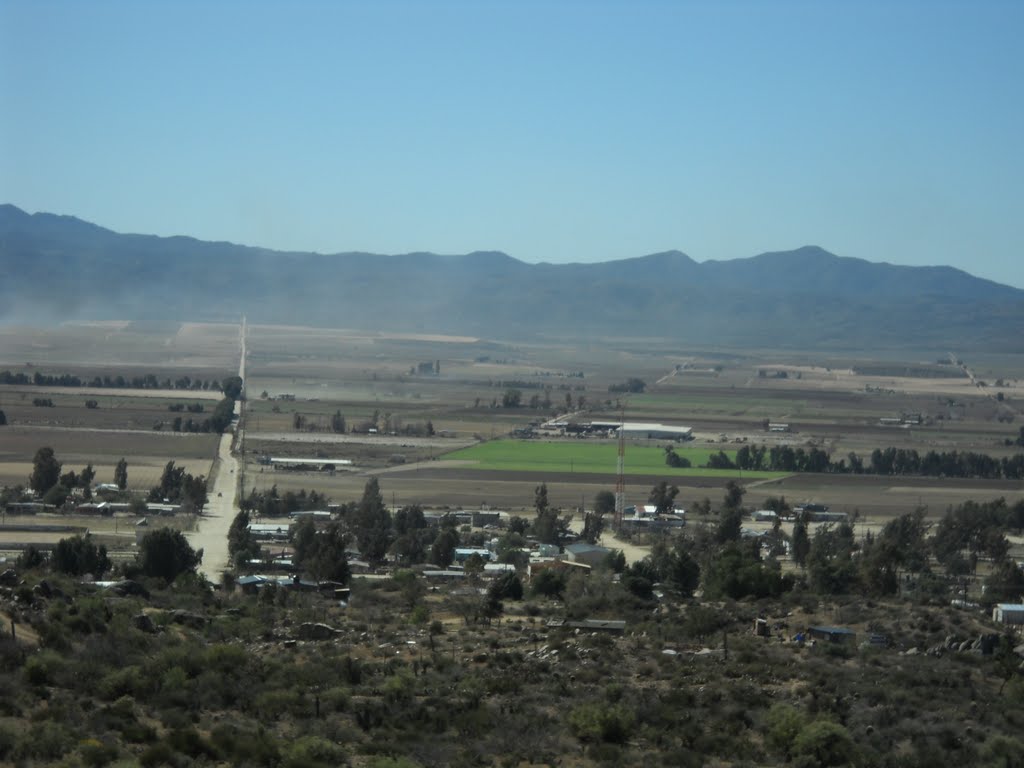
[187,318,245,581]
[187,428,238,581]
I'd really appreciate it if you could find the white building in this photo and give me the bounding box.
[615,422,693,441]
[993,604,1024,624]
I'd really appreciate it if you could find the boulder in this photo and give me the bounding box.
[0,569,18,587]
[110,580,150,599]
[132,613,158,634]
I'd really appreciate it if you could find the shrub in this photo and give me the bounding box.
[791,720,856,767]
[79,737,119,767]
[25,649,66,686]
[282,735,346,768]
[568,702,635,744]
[763,703,807,759]
[15,720,75,761]
[210,722,280,766]
[0,720,16,759]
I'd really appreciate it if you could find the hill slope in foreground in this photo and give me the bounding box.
[2,204,1022,351]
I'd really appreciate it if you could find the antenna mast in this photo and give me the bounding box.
[614,400,626,530]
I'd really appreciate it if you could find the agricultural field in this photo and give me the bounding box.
[444,439,786,479]
[3,320,1024,533]
[0,322,236,491]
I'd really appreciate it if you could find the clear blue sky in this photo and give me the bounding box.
[2,1,1022,287]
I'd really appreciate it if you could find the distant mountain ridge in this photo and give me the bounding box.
[1,204,1022,351]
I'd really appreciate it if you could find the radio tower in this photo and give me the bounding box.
[614,401,626,530]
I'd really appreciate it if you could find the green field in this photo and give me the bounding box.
[444,439,787,478]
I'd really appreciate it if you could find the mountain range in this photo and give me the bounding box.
[1,204,1021,351]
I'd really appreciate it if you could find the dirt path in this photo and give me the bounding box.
[1,611,40,647]
[597,530,651,564]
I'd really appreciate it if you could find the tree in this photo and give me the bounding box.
[723,480,745,511]
[704,542,792,600]
[502,389,522,408]
[353,478,392,562]
[30,446,62,494]
[666,547,701,596]
[306,522,351,583]
[52,534,110,577]
[985,560,1024,605]
[581,510,604,544]
[604,549,627,573]
[80,463,96,489]
[533,509,564,546]
[228,509,260,568]
[331,410,346,433]
[532,482,563,545]
[860,508,929,595]
[531,567,567,598]
[534,483,549,515]
[221,375,244,400]
[488,571,524,601]
[648,481,679,514]
[664,446,691,468]
[508,516,529,535]
[137,528,202,582]
[0,409,6,426]
[431,527,459,568]
[392,569,425,612]
[114,458,128,490]
[594,490,616,516]
[806,523,858,594]
[792,514,810,566]
[716,506,743,544]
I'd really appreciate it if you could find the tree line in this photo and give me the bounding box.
[0,370,229,391]
[701,442,1024,480]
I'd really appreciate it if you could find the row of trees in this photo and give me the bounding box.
[167,396,235,434]
[23,527,201,583]
[147,461,208,513]
[710,442,1024,480]
[500,389,589,411]
[0,369,231,391]
[292,408,434,437]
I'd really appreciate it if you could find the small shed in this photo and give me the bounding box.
[564,542,612,568]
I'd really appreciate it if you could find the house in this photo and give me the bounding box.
[483,562,516,576]
[528,559,591,580]
[453,547,492,563]
[564,542,612,568]
[619,504,686,532]
[288,510,332,520]
[248,523,291,542]
[548,618,626,634]
[993,604,1024,625]
[472,511,503,528]
[808,626,856,644]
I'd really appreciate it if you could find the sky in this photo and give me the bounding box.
[2,0,1023,287]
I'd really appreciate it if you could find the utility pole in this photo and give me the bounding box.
[614,401,626,531]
